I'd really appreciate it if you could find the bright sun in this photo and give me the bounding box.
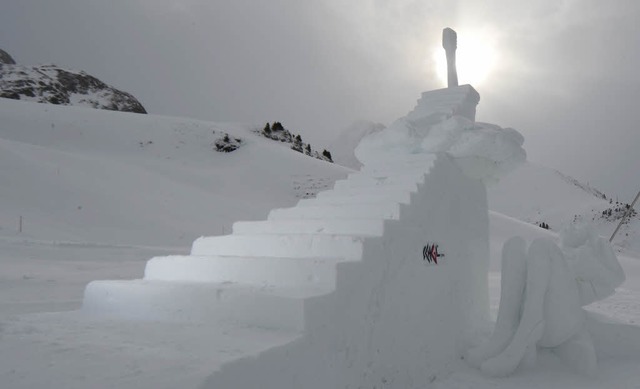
[433,30,498,87]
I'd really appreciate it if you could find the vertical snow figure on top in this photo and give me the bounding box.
[443,28,459,88]
[466,224,625,377]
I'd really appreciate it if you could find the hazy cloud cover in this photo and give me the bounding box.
[1,0,638,199]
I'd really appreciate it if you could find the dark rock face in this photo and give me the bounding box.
[0,61,146,114]
[214,133,243,153]
[0,49,16,65]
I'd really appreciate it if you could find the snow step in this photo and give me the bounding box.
[83,280,328,332]
[298,192,411,206]
[268,203,400,220]
[233,219,384,236]
[317,187,414,200]
[191,234,365,260]
[345,171,426,182]
[332,178,420,191]
[144,255,341,288]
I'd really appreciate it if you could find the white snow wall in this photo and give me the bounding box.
[201,154,490,389]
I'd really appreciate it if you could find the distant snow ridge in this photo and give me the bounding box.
[355,85,526,183]
[555,170,607,200]
[0,51,146,114]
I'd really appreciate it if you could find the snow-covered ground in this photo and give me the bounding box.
[1,97,639,388]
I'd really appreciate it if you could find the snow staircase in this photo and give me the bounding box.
[81,85,491,388]
[81,156,490,388]
[83,154,437,332]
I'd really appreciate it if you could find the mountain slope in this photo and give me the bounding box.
[0,98,349,247]
[489,162,639,255]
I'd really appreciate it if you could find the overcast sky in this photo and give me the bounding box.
[1,0,638,200]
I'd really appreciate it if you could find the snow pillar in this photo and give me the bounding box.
[443,27,459,88]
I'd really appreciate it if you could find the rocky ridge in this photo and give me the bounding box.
[0,49,146,114]
[256,122,333,163]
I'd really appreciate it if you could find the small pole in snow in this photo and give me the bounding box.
[610,189,640,242]
[19,216,22,233]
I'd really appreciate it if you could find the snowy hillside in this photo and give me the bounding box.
[0,98,349,247]
[489,162,640,256]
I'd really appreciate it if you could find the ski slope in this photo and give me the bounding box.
[0,98,349,247]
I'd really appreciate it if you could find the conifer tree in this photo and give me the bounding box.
[291,134,303,153]
[272,122,284,132]
[322,149,333,162]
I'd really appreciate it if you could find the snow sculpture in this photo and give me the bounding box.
[354,85,526,184]
[466,224,625,377]
[443,27,458,88]
[80,85,525,388]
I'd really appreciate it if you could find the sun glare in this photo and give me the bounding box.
[433,30,498,87]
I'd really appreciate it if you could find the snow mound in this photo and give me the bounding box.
[355,85,525,183]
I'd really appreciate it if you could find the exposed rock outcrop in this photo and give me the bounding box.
[0,50,146,114]
[258,122,333,163]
